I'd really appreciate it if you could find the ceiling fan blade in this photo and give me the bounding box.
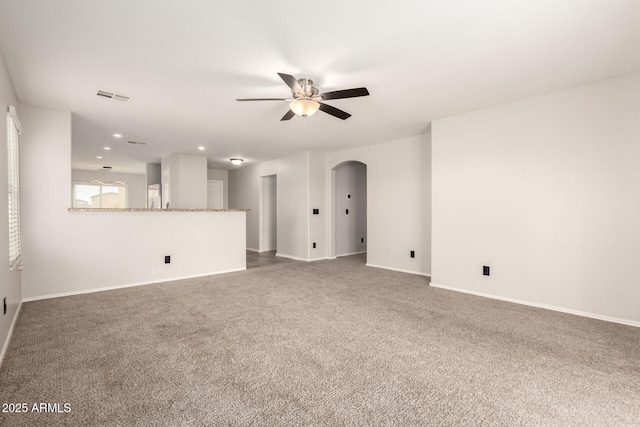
[318,103,351,120]
[280,109,295,121]
[236,98,289,101]
[278,73,303,95]
[320,87,369,100]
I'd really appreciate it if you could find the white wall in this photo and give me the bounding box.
[179,154,207,208]
[308,151,328,261]
[161,153,207,209]
[72,169,147,208]
[431,72,640,325]
[0,46,21,364]
[146,163,161,186]
[228,137,431,270]
[335,161,367,256]
[207,168,228,209]
[20,104,246,300]
[229,152,310,259]
[161,154,178,208]
[261,175,277,251]
[327,134,431,276]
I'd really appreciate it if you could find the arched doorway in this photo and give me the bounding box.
[331,161,367,260]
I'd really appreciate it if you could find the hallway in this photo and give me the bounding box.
[246,250,296,269]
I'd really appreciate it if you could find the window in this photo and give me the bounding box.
[72,182,128,208]
[7,106,22,269]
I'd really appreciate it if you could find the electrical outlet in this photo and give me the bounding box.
[410,250,415,258]
[483,266,490,276]
[313,242,316,249]
[165,256,171,264]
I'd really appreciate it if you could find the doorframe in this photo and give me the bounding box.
[329,169,337,259]
[259,174,277,253]
[330,160,367,260]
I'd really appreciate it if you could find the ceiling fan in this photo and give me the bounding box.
[236,73,369,121]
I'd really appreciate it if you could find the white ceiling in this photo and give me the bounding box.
[1,0,639,173]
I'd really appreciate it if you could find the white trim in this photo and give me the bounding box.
[7,106,22,134]
[336,250,367,257]
[246,247,259,252]
[22,268,246,302]
[275,252,307,261]
[307,152,311,261]
[0,301,22,369]
[7,111,21,269]
[366,263,431,277]
[429,282,640,328]
[275,253,330,262]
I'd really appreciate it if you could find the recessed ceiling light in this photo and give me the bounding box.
[96,156,103,159]
[230,158,244,166]
[104,146,111,150]
[198,146,205,151]
[113,133,122,138]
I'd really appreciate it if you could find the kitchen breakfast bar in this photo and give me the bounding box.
[23,209,247,301]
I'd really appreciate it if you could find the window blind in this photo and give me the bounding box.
[7,106,22,269]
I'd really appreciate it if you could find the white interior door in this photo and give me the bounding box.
[207,180,223,209]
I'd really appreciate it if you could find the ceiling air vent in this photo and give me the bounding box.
[96,90,132,103]
[126,140,148,146]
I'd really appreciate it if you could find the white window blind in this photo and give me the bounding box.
[7,106,22,269]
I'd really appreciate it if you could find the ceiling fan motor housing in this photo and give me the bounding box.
[296,78,319,99]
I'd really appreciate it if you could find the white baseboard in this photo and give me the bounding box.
[0,301,22,369]
[429,282,640,328]
[22,268,247,303]
[308,257,331,262]
[365,263,431,277]
[275,253,307,261]
[336,250,367,257]
[246,247,259,252]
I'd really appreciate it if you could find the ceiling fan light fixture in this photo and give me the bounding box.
[289,99,320,117]
[230,158,244,166]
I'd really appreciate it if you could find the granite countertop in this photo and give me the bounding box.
[68,208,248,212]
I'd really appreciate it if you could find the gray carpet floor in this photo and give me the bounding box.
[1,254,639,426]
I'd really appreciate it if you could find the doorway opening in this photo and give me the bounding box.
[331,161,367,261]
[259,175,277,253]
